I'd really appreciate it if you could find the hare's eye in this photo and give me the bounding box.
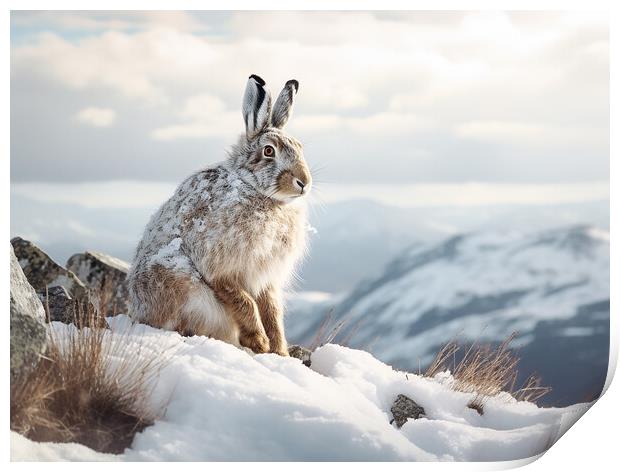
[263,145,275,158]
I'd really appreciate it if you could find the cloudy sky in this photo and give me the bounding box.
[10,10,609,191]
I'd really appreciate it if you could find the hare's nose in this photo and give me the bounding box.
[294,179,306,193]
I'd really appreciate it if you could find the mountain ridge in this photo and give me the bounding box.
[287,224,610,406]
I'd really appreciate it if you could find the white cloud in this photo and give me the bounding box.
[151,95,433,142]
[11,181,177,209]
[453,120,606,153]
[75,107,116,127]
[289,114,344,133]
[12,11,607,121]
[309,85,368,110]
[291,112,433,137]
[11,11,207,33]
[151,119,239,141]
[10,11,609,183]
[151,94,240,141]
[178,94,228,119]
[454,121,544,141]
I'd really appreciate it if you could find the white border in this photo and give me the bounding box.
[3,1,616,469]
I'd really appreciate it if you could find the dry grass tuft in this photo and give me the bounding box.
[308,308,369,351]
[513,374,552,403]
[467,396,485,415]
[11,288,166,454]
[309,309,347,350]
[425,332,551,409]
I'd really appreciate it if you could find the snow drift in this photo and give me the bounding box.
[11,316,590,461]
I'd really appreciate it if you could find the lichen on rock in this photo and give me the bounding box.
[10,245,47,381]
[66,251,130,315]
[11,237,87,300]
[390,394,426,428]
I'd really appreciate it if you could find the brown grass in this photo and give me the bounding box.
[425,332,551,409]
[307,312,550,409]
[11,288,167,454]
[307,308,369,351]
[309,309,347,350]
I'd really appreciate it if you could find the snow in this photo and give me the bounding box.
[285,290,336,307]
[11,432,117,461]
[149,236,194,273]
[11,316,589,461]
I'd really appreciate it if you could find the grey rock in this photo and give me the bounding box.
[288,344,312,367]
[11,237,88,300]
[10,245,47,381]
[38,285,108,328]
[390,394,426,428]
[39,285,72,321]
[66,251,130,315]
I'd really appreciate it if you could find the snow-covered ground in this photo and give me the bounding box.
[287,225,610,407]
[11,316,589,462]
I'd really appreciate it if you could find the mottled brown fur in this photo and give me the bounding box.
[128,76,309,356]
[131,265,194,332]
[211,278,270,353]
[256,286,288,356]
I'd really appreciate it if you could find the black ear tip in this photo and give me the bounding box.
[286,79,299,92]
[249,74,266,86]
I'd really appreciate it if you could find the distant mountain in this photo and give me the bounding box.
[12,192,609,293]
[9,195,152,264]
[287,225,610,407]
[300,199,609,292]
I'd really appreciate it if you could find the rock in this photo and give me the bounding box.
[288,345,312,367]
[38,286,75,323]
[390,394,426,428]
[66,251,130,315]
[11,237,88,300]
[10,245,47,381]
[38,286,108,328]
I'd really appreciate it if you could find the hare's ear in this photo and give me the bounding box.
[242,74,272,139]
[271,79,299,129]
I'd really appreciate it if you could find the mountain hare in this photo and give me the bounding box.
[128,75,311,356]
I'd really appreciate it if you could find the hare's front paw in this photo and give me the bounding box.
[270,341,289,356]
[272,347,290,357]
[240,330,270,354]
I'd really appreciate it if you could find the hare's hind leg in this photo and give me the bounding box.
[131,265,237,343]
[211,278,270,354]
[181,283,239,344]
[129,264,192,331]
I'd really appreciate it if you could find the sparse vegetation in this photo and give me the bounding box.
[10,289,166,454]
[308,312,550,410]
[309,309,346,350]
[425,332,551,410]
[308,309,367,351]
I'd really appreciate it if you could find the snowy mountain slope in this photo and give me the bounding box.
[11,316,588,462]
[287,226,610,407]
[11,193,609,293]
[300,199,609,291]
